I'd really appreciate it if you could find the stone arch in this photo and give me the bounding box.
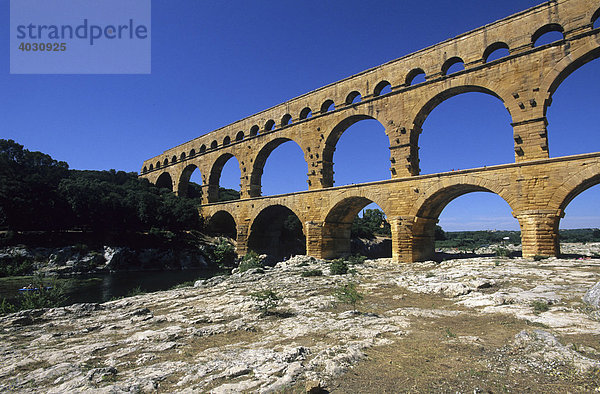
[250,125,260,136]
[171,155,177,164]
[155,171,174,191]
[236,131,245,141]
[207,210,237,239]
[483,42,510,63]
[411,85,510,154]
[281,113,292,127]
[265,119,275,131]
[321,194,390,259]
[548,162,600,213]
[208,153,241,203]
[593,7,600,28]
[180,152,186,161]
[142,166,148,173]
[373,80,392,96]
[163,158,169,166]
[249,137,307,197]
[247,204,306,258]
[345,91,361,105]
[541,46,600,114]
[532,23,564,47]
[210,140,218,149]
[406,68,426,86]
[149,164,154,171]
[441,56,465,75]
[322,114,389,188]
[223,136,231,146]
[200,145,207,154]
[177,164,202,197]
[299,107,312,120]
[321,99,335,113]
[156,161,161,169]
[190,148,196,157]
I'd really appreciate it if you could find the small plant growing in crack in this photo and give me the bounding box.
[333,282,364,313]
[250,289,281,317]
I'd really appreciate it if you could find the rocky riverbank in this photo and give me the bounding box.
[1,245,599,392]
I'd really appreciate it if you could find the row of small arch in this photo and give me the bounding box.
[142,17,600,174]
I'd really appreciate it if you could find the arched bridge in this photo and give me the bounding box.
[140,0,600,262]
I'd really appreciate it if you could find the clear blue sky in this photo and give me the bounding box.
[2,1,598,231]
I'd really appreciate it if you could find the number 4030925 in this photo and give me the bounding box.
[18,42,66,52]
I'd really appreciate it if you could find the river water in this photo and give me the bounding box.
[0,268,224,306]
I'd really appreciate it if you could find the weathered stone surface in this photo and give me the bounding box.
[583,281,600,309]
[1,251,599,392]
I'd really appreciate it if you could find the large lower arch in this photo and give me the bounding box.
[247,204,306,259]
[409,181,516,261]
[207,210,237,240]
[177,164,203,197]
[249,137,307,197]
[155,171,174,191]
[208,153,241,203]
[321,195,390,259]
[322,114,389,188]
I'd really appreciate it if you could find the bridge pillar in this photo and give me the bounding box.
[512,115,549,162]
[305,221,325,258]
[389,125,420,177]
[389,216,438,262]
[514,210,561,258]
[235,221,250,257]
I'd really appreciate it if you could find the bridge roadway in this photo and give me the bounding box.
[201,152,600,262]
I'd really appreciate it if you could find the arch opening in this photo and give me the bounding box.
[299,107,312,120]
[547,56,600,157]
[190,148,196,157]
[177,164,203,199]
[483,42,510,63]
[156,161,161,169]
[323,115,389,187]
[209,154,241,202]
[321,100,335,113]
[594,8,600,28]
[180,152,186,161]
[155,172,173,191]
[223,136,231,146]
[236,131,244,141]
[533,23,564,47]
[345,91,362,105]
[207,211,237,240]
[557,180,600,254]
[415,88,512,174]
[248,205,306,260]
[250,125,260,136]
[373,81,392,97]
[265,120,275,131]
[417,186,518,260]
[406,68,426,86]
[200,145,206,153]
[250,138,307,197]
[281,114,292,127]
[171,155,177,164]
[163,158,169,166]
[142,166,148,173]
[442,57,465,75]
[323,197,391,259]
[149,164,153,171]
[210,140,218,149]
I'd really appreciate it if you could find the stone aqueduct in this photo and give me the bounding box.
[141,0,600,262]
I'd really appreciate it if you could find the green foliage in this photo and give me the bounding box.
[238,250,263,272]
[435,229,522,249]
[0,255,35,277]
[351,209,390,239]
[494,247,511,258]
[250,289,280,315]
[0,276,66,314]
[218,187,240,202]
[434,225,446,241]
[126,285,146,297]
[213,237,236,266]
[347,254,367,265]
[0,139,202,235]
[301,269,323,277]
[330,259,348,275]
[531,300,550,313]
[333,282,364,312]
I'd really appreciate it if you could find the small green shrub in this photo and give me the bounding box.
[330,259,348,275]
[494,247,511,258]
[213,237,236,266]
[531,300,550,313]
[239,250,263,272]
[444,327,457,338]
[347,254,367,265]
[250,289,280,316]
[0,298,17,314]
[333,282,364,312]
[1,277,67,314]
[533,255,549,261]
[301,269,323,277]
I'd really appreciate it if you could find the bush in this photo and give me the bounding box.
[250,289,280,316]
[0,276,66,314]
[213,237,236,266]
[494,247,511,258]
[238,250,263,272]
[347,254,367,265]
[301,269,323,277]
[333,282,364,312]
[330,259,348,275]
[531,300,550,313]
